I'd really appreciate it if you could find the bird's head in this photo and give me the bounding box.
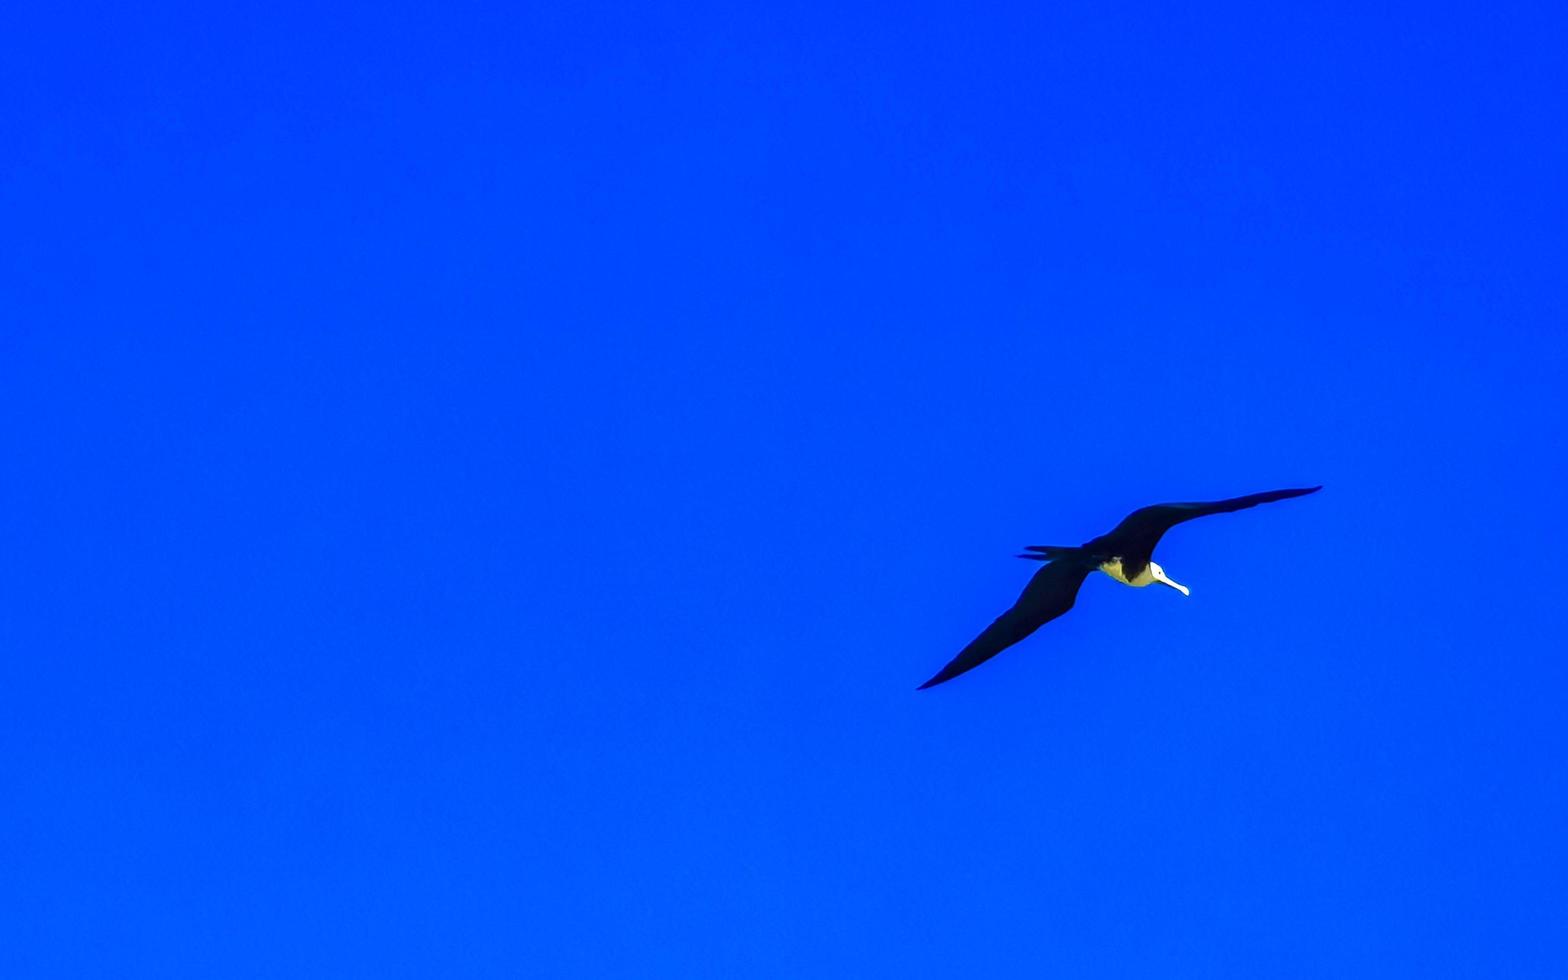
[1149,561,1190,596]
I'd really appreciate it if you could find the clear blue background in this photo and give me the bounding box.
[4,1,1565,976]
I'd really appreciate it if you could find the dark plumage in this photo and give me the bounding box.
[917,486,1321,690]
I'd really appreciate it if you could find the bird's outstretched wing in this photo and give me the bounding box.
[1086,485,1322,572]
[917,559,1094,690]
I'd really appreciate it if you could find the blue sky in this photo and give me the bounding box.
[3,1,1566,976]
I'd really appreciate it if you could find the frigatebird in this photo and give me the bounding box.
[917,486,1321,690]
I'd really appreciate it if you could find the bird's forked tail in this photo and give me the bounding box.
[1016,544,1091,562]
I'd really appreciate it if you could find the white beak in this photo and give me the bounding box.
[1153,569,1190,596]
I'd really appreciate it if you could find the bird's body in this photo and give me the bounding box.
[1097,558,1161,588]
[917,486,1321,689]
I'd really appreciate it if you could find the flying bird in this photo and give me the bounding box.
[917,486,1321,690]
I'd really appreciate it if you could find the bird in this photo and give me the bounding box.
[917,486,1321,690]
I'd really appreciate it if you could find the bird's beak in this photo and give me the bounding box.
[1155,572,1190,596]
